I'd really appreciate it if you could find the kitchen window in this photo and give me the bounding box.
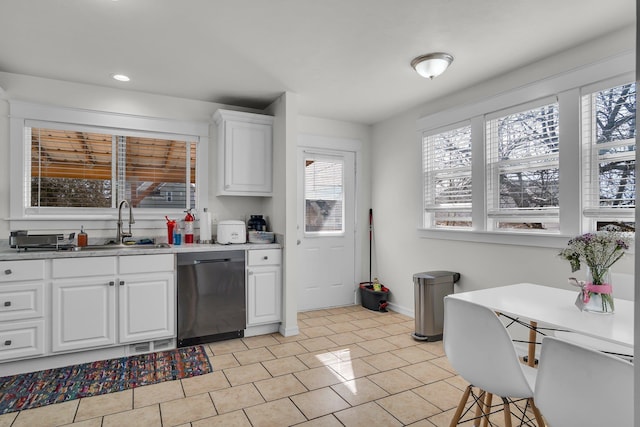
[422,123,472,229]
[486,100,560,232]
[581,80,636,232]
[416,52,635,247]
[29,125,196,210]
[9,101,209,230]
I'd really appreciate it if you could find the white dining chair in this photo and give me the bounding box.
[535,336,634,427]
[443,296,545,427]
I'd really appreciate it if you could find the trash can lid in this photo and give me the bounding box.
[413,271,460,283]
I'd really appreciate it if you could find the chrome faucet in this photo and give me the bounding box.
[117,200,135,244]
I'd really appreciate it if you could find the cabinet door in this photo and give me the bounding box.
[221,120,273,195]
[51,278,116,352]
[118,272,175,344]
[0,320,44,361]
[247,266,281,325]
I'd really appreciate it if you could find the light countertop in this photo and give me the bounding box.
[0,242,281,261]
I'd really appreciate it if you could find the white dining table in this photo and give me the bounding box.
[447,282,634,365]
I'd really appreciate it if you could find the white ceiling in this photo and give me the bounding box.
[0,0,635,124]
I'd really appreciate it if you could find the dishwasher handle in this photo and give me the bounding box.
[193,258,232,265]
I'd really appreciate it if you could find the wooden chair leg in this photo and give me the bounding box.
[480,393,493,427]
[471,389,487,427]
[502,398,513,427]
[528,398,546,427]
[449,385,472,427]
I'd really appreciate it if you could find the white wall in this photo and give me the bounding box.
[0,71,265,241]
[371,27,636,316]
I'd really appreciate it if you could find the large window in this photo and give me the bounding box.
[486,101,560,232]
[9,101,209,229]
[582,82,636,232]
[29,125,196,210]
[417,54,635,244]
[423,124,472,229]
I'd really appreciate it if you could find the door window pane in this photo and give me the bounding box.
[304,157,344,233]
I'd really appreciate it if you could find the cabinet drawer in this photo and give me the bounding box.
[247,249,281,266]
[0,283,44,321]
[0,320,45,361]
[119,254,175,274]
[52,256,116,278]
[0,260,45,283]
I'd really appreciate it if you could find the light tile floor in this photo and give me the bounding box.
[0,305,527,427]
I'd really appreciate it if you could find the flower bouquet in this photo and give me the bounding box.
[559,228,630,313]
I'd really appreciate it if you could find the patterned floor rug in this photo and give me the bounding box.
[0,345,212,415]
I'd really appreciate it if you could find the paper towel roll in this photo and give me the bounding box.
[199,209,212,243]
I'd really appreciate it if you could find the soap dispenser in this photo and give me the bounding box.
[77,226,88,247]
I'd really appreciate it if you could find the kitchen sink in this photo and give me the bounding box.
[72,242,171,251]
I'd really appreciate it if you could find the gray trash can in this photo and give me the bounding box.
[412,271,460,341]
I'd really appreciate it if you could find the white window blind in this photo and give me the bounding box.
[486,101,560,231]
[29,124,196,210]
[581,82,636,231]
[423,124,472,228]
[304,155,344,233]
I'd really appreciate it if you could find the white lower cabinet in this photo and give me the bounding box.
[0,320,44,361]
[0,260,46,361]
[118,272,175,344]
[51,277,116,352]
[51,254,175,353]
[247,249,282,326]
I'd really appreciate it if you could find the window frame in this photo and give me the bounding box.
[580,76,637,232]
[485,97,560,232]
[303,151,346,237]
[422,121,473,230]
[9,101,209,231]
[416,52,635,249]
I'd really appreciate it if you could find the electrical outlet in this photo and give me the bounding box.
[211,213,218,225]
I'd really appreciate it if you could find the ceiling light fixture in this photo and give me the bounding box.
[111,74,130,82]
[411,52,454,79]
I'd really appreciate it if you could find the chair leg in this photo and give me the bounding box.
[449,385,472,427]
[472,390,488,427]
[480,393,493,427]
[528,398,546,427]
[502,397,513,427]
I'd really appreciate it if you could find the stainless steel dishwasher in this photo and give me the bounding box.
[177,250,246,346]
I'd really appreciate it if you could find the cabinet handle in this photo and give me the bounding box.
[109,281,115,286]
[248,271,253,275]
[4,340,11,346]
[3,301,11,307]
[119,280,125,286]
[3,269,11,275]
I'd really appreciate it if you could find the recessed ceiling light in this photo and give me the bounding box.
[111,74,130,82]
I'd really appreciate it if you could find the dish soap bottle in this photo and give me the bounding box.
[77,226,88,247]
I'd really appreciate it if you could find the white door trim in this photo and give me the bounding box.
[298,133,362,307]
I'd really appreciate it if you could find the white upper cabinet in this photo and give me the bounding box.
[213,109,274,196]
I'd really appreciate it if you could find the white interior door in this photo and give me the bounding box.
[297,147,356,311]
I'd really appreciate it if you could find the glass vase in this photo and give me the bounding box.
[583,266,614,314]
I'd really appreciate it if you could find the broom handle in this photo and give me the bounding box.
[369,208,373,284]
